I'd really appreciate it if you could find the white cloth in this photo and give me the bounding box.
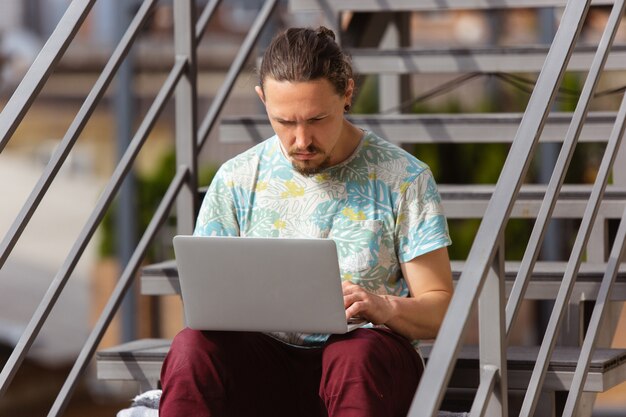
[116,389,161,417]
[116,405,158,417]
[116,388,468,417]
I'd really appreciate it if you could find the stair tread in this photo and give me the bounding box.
[288,0,613,12]
[142,259,626,281]
[223,112,618,123]
[140,258,626,300]
[197,184,626,201]
[220,112,619,144]
[439,184,626,200]
[97,338,626,373]
[347,44,626,73]
[351,44,626,54]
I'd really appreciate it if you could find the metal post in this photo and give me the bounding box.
[23,0,42,36]
[174,0,198,235]
[379,13,411,114]
[477,238,508,417]
[485,9,503,107]
[115,0,138,343]
[536,7,565,347]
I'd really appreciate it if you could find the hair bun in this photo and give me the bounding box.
[316,26,336,41]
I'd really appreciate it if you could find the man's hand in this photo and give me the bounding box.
[342,280,394,325]
[342,248,453,340]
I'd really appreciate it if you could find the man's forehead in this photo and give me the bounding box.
[262,77,336,96]
[262,78,341,119]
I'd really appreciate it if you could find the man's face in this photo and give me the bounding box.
[256,77,354,176]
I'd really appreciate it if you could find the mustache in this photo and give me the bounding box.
[288,144,322,155]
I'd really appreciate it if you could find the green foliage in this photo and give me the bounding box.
[341,70,596,260]
[98,150,218,259]
[352,75,379,114]
[558,73,581,112]
[446,219,480,260]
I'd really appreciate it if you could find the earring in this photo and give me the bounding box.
[344,104,351,112]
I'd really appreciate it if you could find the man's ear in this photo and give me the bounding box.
[255,86,266,104]
[344,78,355,106]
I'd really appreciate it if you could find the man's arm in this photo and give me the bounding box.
[342,246,453,340]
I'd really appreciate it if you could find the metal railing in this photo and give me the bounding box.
[0,0,277,415]
[409,0,626,416]
[1,0,624,416]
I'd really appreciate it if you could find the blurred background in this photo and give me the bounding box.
[0,1,625,415]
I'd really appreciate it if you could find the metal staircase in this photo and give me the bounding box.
[2,1,626,416]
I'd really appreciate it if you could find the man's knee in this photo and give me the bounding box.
[323,329,389,372]
[168,328,212,360]
[321,328,423,390]
[320,329,423,416]
[164,328,249,378]
[170,327,206,352]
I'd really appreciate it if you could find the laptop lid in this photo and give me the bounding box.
[173,235,354,334]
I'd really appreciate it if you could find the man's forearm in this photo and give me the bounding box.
[383,290,452,341]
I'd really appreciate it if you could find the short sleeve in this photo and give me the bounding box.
[395,169,451,262]
[193,167,240,237]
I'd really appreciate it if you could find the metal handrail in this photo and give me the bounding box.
[48,167,190,417]
[2,0,622,416]
[197,0,279,150]
[519,65,626,417]
[196,0,222,42]
[0,0,158,271]
[408,0,592,415]
[0,0,96,153]
[505,0,626,337]
[0,0,264,410]
[0,57,187,398]
[562,201,626,416]
[469,365,498,417]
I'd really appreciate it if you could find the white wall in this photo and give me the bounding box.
[0,0,23,31]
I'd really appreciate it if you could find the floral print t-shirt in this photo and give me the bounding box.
[194,131,451,346]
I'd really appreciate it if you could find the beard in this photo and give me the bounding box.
[288,145,331,176]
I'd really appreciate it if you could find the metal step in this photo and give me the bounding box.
[220,112,617,145]
[96,338,626,393]
[195,184,626,220]
[289,0,613,12]
[251,45,626,76]
[439,184,626,219]
[347,45,626,74]
[140,259,626,300]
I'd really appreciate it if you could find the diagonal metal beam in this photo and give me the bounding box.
[0,59,186,400]
[0,0,157,275]
[505,0,626,338]
[195,0,222,42]
[46,168,189,417]
[0,0,96,154]
[197,0,279,150]
[519,64,626,417]
[562,199,626,416]
[407,0,592,415]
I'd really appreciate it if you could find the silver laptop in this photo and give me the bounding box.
[173,235,367,334]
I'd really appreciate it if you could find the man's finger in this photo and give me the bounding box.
[342,281,361,295]
[343,293,361,307]
[342,280,356,289]
[345,301,365,319]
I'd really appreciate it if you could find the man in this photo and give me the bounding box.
[159,26,453,417]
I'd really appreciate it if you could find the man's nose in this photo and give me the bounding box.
[294,124,313,149]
